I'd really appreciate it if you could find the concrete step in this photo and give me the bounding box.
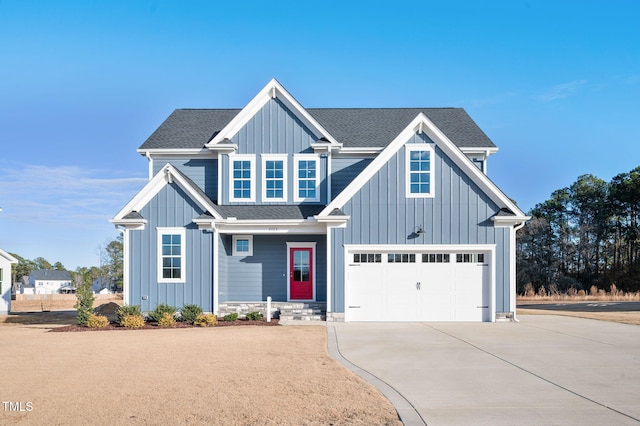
[279,314,326,321]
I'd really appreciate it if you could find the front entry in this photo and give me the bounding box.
[289,247,313,300]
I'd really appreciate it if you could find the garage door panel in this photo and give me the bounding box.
[347,263,384,322]
[346,248,491,322]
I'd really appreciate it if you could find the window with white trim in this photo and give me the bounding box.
[406,145,434,198]
[261,155,287,202]
[232,235,253,256]
[456,253,485,263]
[158,228,186,283]
[294,155,320,202]
[229,155,255,202]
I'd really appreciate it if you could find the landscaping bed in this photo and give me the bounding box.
[50,317,279,332]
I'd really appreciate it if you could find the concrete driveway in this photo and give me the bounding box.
[328,316,640,425]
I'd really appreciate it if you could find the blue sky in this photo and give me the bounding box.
[1,0,639,270]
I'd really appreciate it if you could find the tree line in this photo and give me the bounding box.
[10,234,123,291]
[517,166,640,294]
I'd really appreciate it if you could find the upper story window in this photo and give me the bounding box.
[261,154,287,202]
[229,155,255,202]
[405,144,435,198]
[158,227,186,283]
[294,154,320,202]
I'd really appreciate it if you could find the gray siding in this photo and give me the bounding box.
[218,234,326,302]
[330,132,509,313]
[129,183,214,312]
[152,157,218,202]
[331,157,372,200]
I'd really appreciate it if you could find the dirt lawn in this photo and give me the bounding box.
[0,318,401,425]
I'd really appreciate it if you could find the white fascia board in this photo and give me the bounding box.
[319,113,526,218]
[314,215,350,228]
[336,147,384,155]
[109,219,148,230]
[137,148,216,157]
[211,219,326,235]
[460,147,499,157]
[0,248,18,264]
[206,79,340,147]
[111,163,222,221]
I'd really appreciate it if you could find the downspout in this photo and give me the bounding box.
[511,221,526,322]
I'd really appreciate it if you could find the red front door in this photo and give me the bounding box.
[290,248,313,300]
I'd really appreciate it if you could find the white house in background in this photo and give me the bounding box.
[0,249,18,314]
[27,270,72,295]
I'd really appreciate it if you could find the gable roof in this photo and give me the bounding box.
[319,113,527,220]
[138,108,495,151]
[137,79,495,151]
[111,163,223,223]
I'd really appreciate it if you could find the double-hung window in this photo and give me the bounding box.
[406,145,435,198]
[294,154,320,202]
[261,154,287,202]
[158,228,186,283]
[229,155,255,202]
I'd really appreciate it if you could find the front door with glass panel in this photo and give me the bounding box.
[289,248,313,300]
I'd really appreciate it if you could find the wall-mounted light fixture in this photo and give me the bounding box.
[415,226,425,235]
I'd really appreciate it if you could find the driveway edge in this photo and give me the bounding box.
[326,323,427,426]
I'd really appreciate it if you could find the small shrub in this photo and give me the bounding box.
[86,313,110,328]
[116,305,141,325]
[223,313,238,322]
[246,311,263,321]
[180,304,203,323]
[121,314,146,329]
[148,304,177,323]
[158,312,176,328]
[194,313,217,327]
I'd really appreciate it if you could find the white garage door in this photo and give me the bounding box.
[347,249,491,322]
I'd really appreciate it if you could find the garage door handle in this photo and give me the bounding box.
[477,306,488,309]
[416,282,421,290]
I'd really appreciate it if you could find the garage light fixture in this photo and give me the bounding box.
[415,226,425,235]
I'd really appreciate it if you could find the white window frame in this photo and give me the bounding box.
[157,227,186,283]
[229,154,256,202]
[405,144,435,198]
[293,154,320,202]
[261,154,288,202]
[232,235,253,256]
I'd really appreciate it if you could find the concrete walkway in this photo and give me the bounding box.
[328,316,640,425]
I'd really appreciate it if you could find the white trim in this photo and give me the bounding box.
[293,154,321,203]
[212,219,326,235]
[232,235,253,256]
[0,249,18,264]
[213,228,220,315]
[157,227,186,284]
[337,147,384,155]
[118,228,130,305]
[138,148,216,156]
[261,154,288,202]
[206,79,340,147]
[286,242,317,302]
[405,143,435,199]
[326,230,332,313]
[111,163,222,223]
[229,154,256,202]
[319,113,526,218]
[343,243,496,322]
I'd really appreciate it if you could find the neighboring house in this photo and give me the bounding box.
[111,79,528,322]
[27,270,72,295]
[92,277,112,294]
[0,249,18,314]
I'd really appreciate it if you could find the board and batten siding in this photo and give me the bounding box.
[219,98,328,205]
[218,235,326,302]
[330,132,512,313]
[152,157,218,202]
[129,183,214,312]
[331,157,372,200]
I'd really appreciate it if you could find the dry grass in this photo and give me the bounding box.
[517,308,640,326]
[0,319,401,425]
[517,291,640,303]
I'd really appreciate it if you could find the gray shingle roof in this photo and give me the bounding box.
[30,270,72,281]
[139,108,495,150]
[213,205,326,220]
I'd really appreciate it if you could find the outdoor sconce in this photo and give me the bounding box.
[415,226,425,235]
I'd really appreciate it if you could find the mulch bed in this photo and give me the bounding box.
[50,318,280,332]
